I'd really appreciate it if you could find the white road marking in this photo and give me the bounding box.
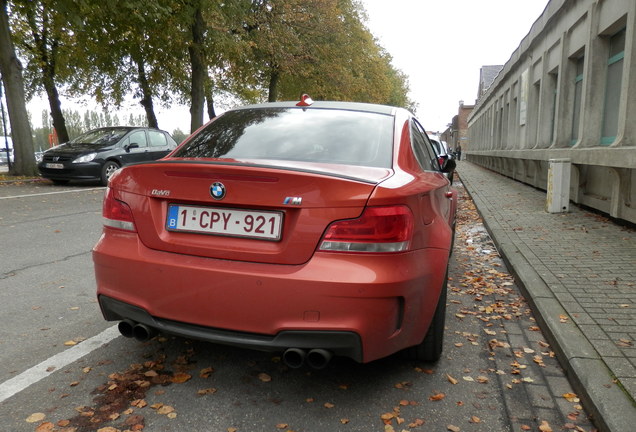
[0,187,105,200]
[0,325,120,404]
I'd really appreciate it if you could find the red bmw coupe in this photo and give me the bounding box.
[93,97,457,368]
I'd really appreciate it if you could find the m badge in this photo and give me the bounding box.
[283,197,302,205]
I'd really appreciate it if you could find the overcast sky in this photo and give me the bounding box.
[361,0,549,131]
[25,0,550,135]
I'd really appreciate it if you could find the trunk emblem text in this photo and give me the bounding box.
[151,189,171,197]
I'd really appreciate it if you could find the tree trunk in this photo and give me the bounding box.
[268,67,280,102]
[188,2,206,133]
[26,5,69,143]
[0,0,37,176]
[205,77,216,120]
[135,57,158,128]
[42,73,69,143]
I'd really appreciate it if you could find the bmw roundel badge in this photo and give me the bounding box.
[210,182,226,200]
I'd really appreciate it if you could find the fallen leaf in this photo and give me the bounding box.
[157,405,175,415]
[26,413,46,423]
[131,399,147,408]
[324,402,335,408]
[340,419,350,424]
[276,424,288,429]
[197,388,217,395]
[171,372,192,383]
[539,420,553,432]
[258,373,272,382]
[562,393,579,403]
[470,416,481,423]
[447,425,460,432]
[200,367,215,378]
[64,340,77,346]
[429,392,445,401]
[409,418,425,427]
[446,374,458,385]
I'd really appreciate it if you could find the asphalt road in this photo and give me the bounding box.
[0,179,597,432]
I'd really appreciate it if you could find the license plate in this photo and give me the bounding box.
[166,204,283,240]
[45,163,64,169]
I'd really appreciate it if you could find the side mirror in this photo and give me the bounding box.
[441,158,456,173]
[125,143,140,153]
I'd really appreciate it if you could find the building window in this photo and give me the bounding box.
[571,56,584,145]
[549,70,558,144]
[601,28,625,145]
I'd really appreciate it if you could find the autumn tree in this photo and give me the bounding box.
[65,0,177,129]
[9,0,78,143]
[0,0,37,175]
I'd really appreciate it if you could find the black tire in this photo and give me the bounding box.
[51,179,70,185]
[101,161,120,186]
[403,272,448,362]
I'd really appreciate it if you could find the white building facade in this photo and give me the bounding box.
[467,0,636,224]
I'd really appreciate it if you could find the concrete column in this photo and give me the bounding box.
[578,0,605,148]
[546,158,572,213]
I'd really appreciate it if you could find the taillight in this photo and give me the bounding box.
[319,206,414,253]
[102,187,136,232]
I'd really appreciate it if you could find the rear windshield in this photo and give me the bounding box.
[173,107,394,168]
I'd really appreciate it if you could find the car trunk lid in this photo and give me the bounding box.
[111,160,391,265]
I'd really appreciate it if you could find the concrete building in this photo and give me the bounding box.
[466,0,636,224]
[445,101,474,155]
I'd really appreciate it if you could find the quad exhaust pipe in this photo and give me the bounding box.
[118,321,332,367]
[282,348,333,369]
[117,319,157,342]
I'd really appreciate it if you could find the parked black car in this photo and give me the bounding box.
[38,127,178,185]
[428,135,455,184]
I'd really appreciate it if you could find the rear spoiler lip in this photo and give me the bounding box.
[134,158,393,186]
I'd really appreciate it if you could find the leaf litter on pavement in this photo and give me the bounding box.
[26,180,598,432]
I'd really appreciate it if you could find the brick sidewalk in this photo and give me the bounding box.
[457,161,636,432]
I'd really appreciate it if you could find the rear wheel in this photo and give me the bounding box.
[101,161,120,186]
[403,272,448,362]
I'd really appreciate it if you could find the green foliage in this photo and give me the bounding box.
[8,0,414,134]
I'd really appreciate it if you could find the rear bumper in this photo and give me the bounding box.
[93,229,449,363]
[99,295,363,361]
[38,161,102,181]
